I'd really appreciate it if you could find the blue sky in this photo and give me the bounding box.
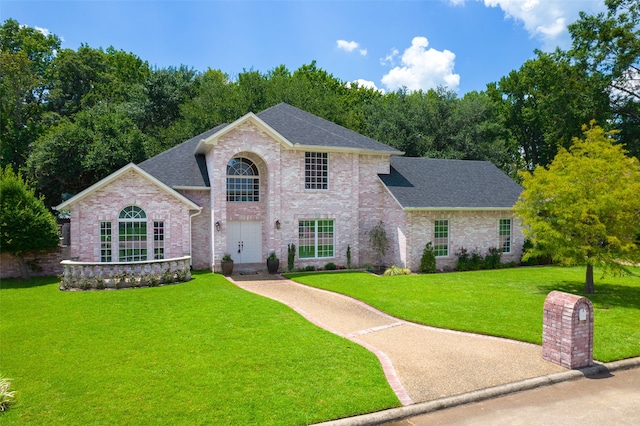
[2,1,606,94]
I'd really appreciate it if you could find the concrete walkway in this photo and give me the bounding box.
[228,273,566,406]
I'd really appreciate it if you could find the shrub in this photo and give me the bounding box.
[369,221,389,271]
[383,265,411,276]
[484,247,502,269]
[0,376,16,412]
[346,244,351,269]
[420,242,437,273]
[287,243,296,271]
[304,265,315,272]
[324,262,337,270]
[469,249,484,270]
[455,247,470,271]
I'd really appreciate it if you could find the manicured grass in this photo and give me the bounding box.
[287,266,640,362]
[0,272,399,425]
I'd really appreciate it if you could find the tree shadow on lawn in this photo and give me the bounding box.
[537,280,640,311]
[0,275,60,289]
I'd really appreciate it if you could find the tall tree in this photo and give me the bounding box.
[0,165,60,278]
[515,123,640,293]
[568,0,640,159]
[27,103,148,206]
[0,19,61,169]
[489,51,609,170]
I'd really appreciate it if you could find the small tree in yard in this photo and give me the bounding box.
[0,166,60,278]
[369,220,389,272]
[515,123,640,294]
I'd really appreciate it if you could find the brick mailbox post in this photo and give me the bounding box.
[542,291,594,369]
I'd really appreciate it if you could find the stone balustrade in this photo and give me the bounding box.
[60,256,191,290]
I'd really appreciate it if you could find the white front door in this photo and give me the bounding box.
[227,221,262,263]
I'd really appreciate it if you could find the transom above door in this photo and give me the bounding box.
[226,221,262,264]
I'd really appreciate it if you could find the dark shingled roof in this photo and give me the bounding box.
[138,103,401,188]
[138,125,225,188]
[257,103,401,154]
[380,156,523,209]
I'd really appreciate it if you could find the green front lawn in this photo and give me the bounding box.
[287,266,640,362]
[0,272,399,425]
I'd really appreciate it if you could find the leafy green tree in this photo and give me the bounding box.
[515,123,640,293]
[568,0,640,159]
[489,51,609,170]
[0,18,61,169]
[27,103,148,206]
[0,165,60,278]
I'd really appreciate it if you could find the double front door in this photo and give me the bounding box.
[226,221,262,263]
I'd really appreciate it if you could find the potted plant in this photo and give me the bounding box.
[221,253,234,276]
[266,251,279,274]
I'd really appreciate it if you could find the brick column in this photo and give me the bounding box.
[542,291,594,369]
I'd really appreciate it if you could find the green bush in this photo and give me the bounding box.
[324,262,337,270]
[420,242,437,273]
[287,243,296,271]
[383,265,411,276]
[484,247,502,269]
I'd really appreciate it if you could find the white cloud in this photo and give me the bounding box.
[346,79,385,93]
[35,26,51,37]
[380,36,460,92]
[337,40,367,56]
[453,0,606,49]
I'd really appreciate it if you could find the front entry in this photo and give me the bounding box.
[226,221,262,263]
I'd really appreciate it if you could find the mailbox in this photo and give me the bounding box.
[542,291,594,369]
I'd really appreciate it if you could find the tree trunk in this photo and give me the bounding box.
[17,254,30,279]
[585,263,595,294]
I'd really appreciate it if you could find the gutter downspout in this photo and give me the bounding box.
[189,207,203,268]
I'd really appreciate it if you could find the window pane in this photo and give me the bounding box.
[298,219,334,258]
[153,221,164,260]
[227,158,259,202]
[118,209,148,262]
[305,152,328,190]
[434,220,448,257]
[499,219,511,253]
[100,221,112,262]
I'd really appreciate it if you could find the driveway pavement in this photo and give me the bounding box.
[228,273,639,425]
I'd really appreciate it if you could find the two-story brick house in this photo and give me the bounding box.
[56,103,524,272]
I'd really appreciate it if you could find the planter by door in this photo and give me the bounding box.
[221,260,234,276]
[266,258,279,274]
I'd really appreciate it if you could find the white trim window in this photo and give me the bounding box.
[118,206,147,262]
[499,219,512,253]
[305,152,328,190]
[153,221,165,260]
[100,221,112,262]
[434,219,449,257]
[227,157,259,202]
[298,219,334,258]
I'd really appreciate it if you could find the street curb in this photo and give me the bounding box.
[315,357,640,426]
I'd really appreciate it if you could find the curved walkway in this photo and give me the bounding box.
[228,273,566,406]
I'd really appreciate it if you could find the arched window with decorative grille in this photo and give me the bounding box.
[226,157,259,202]
[118,206,147,261]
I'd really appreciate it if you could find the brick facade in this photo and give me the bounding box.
[59,115,524,273]
[65,169,200,265]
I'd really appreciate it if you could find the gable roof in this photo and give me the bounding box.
[55,163,202,211]
[138,125,226,188]
[379,157,522,210]
[143,103,402,188]
[256,103,402,154]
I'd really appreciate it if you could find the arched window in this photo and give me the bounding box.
[118,206,147,261]
[227,157,259,202]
